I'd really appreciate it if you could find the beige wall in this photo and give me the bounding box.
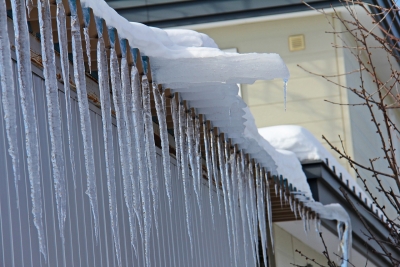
[198,13,353,172]
[273,224,328,266]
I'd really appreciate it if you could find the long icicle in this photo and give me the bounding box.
[109,34,138,258]
[96,27,122,266]
[170,95,181,181]
[265,172,274,250]
[237,151,248,267]
[56,1,76,189]
[216,135,233,262]
[152,82,172,211]
[82,7,91,73]
[142,74,159,237]
[194,116,203,208]
[187,111,202,226]
[248,160,259,266]
[10,0,47,258]
[225,141,237,267]
[179,102,194,256]
[68,0,99,241]
[0,0,21,205]
[203,121,215,227]
[256,165,268,267]
[130,64,152,267]
[244,157,257,265]
[120,41,143,241]
[38,0,67,244]
[210,128,221,214]
[229,145,239,267]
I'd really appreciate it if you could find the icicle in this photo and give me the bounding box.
[316,217,321,233]
[247,160,259,266]
[38,0,68,244]
[82,8,91,73]
[216,135,233,262]
[56,2,76,189]
[275,183,278,197]
[237,151,248,267]
[256,165,268,267]
[10,0,46,258]
[224,140,238,267]
[170,95,181,180]
[109,37,138,258]
[0,0,21,206]
[307,210,311,232]
[186,111,202,222]
[142,74,159,236]
[229,146,239,267]
[298,202,303,219]
[283,79,288,111]
[293,198,298,219]
[244,158,257,266]
[26,0,33,15]
[279,187,283,207]
[203,122,215,226]
[179,103,194,256]
[152,82,172,210]
[210,128,222,214]
[96,28,122,265]
[195,116,202,199]
[130,64,152,267]
[265,171,274,251]
[119,39,142,241]
[69,1,99,241]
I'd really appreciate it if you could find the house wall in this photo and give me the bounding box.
[197,13,354,174]
[338,18,400,216]
[0,31,252,267]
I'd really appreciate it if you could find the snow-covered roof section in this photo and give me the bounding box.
[258,125,372,208]
[80,0,289,83]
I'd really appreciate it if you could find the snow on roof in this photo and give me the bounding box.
[258,125,373,209]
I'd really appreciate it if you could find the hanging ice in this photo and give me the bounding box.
[194,116,202,202]
[96,26,122,265]
[120,40,142,241]
[142,74,159,235]
[216,135,233,261]
[264,172,274,250]
[38,0,67,244]
[237,151,248,267]
[224,140,238,266]
[229,145,239,267]
[0,0,20,205]
[247,160,259,266]
[82,8,92,73]
[56,1,77,189]
[171,95,182,181]
[25,0,32,14]
[203,122,215,226]
[186,111,202,220]
[210,128,222,214]
[153,82,172,210]
[10,0,47,258]
[69,2,99,241]
[244,158,257,266]
[179,102,194,255]
[130,64,152,267]
[256,165,268,267]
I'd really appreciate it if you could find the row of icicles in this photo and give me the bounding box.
[0,1,321,267]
